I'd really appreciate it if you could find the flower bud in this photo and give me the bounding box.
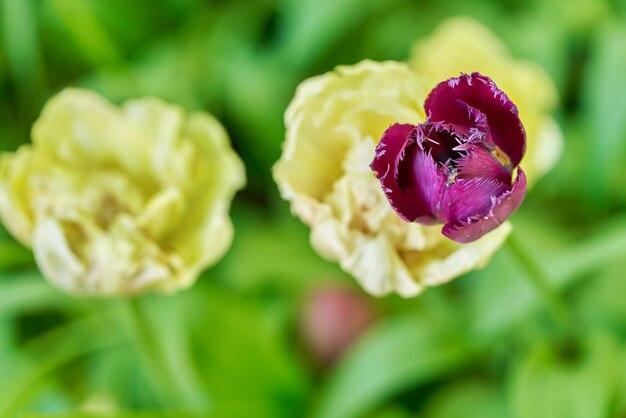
[300,285,376,364]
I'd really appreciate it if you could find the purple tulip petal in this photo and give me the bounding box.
[371,124,441,223]
[399,143,446,223]
[462,102,489,143]
[425,73,525,167]
[439,177,509,223]
[455,146,512,184]
[442,168,527,243]
[370,124,415,181]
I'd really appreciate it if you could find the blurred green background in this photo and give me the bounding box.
[2,0,626,417]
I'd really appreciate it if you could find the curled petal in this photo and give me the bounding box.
[400,144,446,223]
[425,73,526,167]
[372,124,443,223]
[370,124,415,181]
[442,168,527,243]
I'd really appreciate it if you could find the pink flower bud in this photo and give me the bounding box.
[300,286,376,364]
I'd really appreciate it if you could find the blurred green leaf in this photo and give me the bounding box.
[548,217,626,286]
[468,214,626,338]
[216,207,343,292]
[47,0,121,67]
[148,297,211,408]
[574,263,626,331]
[367,405,414,418]
[0,271,65,317]
[279,0,395,69]
[221,52,293,174]
[0,0,46,94]
[0,315,120,418]
[466,238,546,338]
[83,39,203,108]
[510,333,619,418]
[86,344,159,408]
[617,346,626,416]
[21,399,284,418]
[422,380,507,418]
[582,23,626,204]
[509,8,567,92]
[314,314,472,418]
[114,298,194,408]
[183,284,310,417]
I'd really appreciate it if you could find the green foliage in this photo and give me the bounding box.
[582,22,626,205]
[421,380,507,418]
[314,313,472,418]
[510,334,620,418]
[1,0,626,417]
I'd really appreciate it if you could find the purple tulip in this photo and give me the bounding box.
[370,73,527,243]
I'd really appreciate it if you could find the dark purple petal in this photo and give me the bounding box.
[425,73,525,167]
[399,144,446,224]
[370,124,414,182]
[371,124,442,223]
[461,102,489,143]
[439,177,508,223]
[442,168,527,243]
[455,146,512,184]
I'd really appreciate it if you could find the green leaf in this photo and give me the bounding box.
[177,285,310,416]
[47,0,121,67]
[582,23,626,204]
[278,0,396,69]
[546,217,626,286]
[20,399,283,418]
[214,208,343,293]
[0,315,120,417]
[617,346,626,415]
[467,214,626,338]
[366,405,414,418]
[314,314,472,418]
[0,271,65,318]
[573,263,626,330]
[510,333,619,418]
[220,52,294,174]
[422,380,507,418]
[0,0,46,94]
[465,242,542,338]
[114,298,195,408]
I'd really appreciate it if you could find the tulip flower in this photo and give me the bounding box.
[371,73,526,243]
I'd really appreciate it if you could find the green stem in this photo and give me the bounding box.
[506,232,572,334]
[121,298,182,406]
